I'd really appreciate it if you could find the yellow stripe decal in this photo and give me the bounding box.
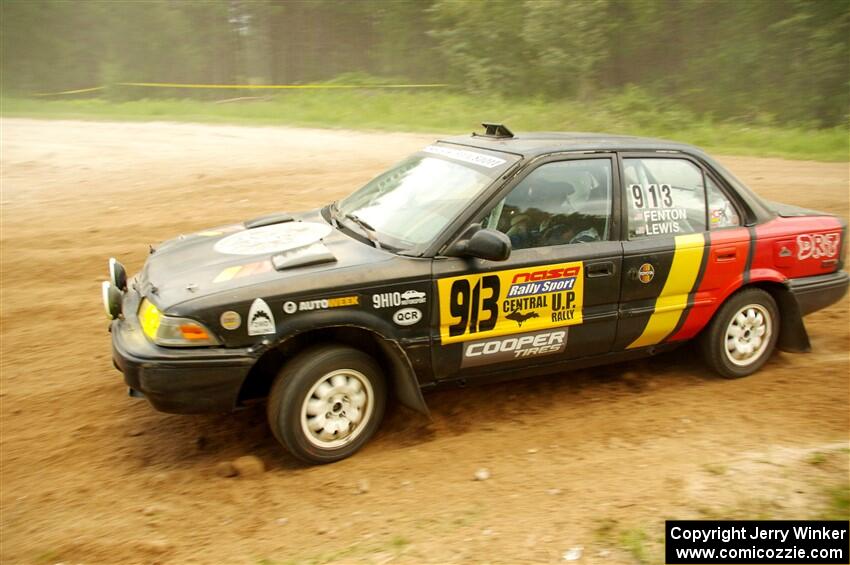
[213,266,242,284]
[628,233,705,349]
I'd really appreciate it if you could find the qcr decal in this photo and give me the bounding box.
[438,261,584,344]
[392,307,422,326]
[461,329,567,368]
[797,233,840,260]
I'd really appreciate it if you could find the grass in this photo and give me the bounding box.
[34,549,61,564]
[822,485,850,520]
[619,528,652,565]
[703,462,729,476]
[2,89,848,161]
[594,518,662,564]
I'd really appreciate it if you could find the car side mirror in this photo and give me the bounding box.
[450,227,511,261]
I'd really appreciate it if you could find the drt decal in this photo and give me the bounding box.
[437,261,584,344]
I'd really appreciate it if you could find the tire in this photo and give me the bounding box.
[267,344,386,464]
[699,288,780,378]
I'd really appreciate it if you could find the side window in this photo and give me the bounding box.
[706,176,741,229]
[624,158,706,238]
[483,159,613,250]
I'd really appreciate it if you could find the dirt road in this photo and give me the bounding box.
[1,119,847,564]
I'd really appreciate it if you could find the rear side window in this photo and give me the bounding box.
[623,158,706,238]
[706,176,741,229]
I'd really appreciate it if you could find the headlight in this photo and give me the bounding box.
[108,257,127,291]
[102,281,123,319]
[138,299,221,347]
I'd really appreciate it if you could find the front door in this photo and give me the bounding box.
[431,156,623,381]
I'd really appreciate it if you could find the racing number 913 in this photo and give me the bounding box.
[449,275,500,337]
[631,183,673,209]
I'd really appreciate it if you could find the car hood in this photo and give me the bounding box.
[138,209,396,312]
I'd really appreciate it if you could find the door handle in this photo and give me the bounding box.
[713,247,738,262]
[586,261,614,277]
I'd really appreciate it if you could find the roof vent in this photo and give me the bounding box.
[475,122,514,139]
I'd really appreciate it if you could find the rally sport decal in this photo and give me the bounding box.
[437,261,584,344]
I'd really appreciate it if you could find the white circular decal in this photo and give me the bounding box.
[393,308,422,326]
[283,301,297,314]
[214,222,332,256]
[220,310,242,330]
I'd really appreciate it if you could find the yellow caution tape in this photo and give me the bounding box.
[33,86,106,96]
[34,82,448,96]
[117,82,449,89]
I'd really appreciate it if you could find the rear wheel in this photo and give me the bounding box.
[700,288,779,378]
[267,344,386,464]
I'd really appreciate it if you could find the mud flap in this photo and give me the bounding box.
[377,339,431,418]
[774,288,811,353]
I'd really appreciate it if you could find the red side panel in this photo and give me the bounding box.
[668,215,843,342]
[750,216,844,282]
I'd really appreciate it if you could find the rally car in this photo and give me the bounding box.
[104,123,848,464]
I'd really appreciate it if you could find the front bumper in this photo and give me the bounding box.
[110,293,258,414]
[787,270,849,316]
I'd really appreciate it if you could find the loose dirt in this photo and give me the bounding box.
[1,119,847,564]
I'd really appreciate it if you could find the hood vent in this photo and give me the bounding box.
[244,212,295,229]
[271,242,336,271]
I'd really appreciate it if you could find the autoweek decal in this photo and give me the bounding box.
[437,261,584,345]
[282,295,359,314]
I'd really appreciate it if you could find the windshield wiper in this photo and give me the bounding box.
[344,213,382,249]
[328,200,341,228]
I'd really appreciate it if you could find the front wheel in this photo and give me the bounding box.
[267,345,386,464]
[699,288,780,378]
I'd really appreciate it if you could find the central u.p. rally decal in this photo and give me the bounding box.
[438,262,584,344]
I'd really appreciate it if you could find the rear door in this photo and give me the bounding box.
[614,154,750,350]
[431,155,623,381]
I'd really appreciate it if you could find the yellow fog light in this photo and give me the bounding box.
[138,299,162,340]
[138,299,220,347]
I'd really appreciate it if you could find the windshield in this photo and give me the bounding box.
[336,147,515,250]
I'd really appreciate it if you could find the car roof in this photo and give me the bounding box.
[438,131,701,158]
[433,126,775,229]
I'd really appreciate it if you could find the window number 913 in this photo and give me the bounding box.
[631,183,673,209]
[449,275,501,337]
